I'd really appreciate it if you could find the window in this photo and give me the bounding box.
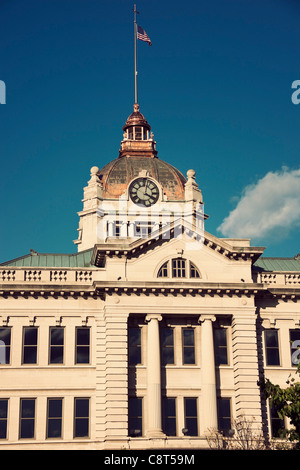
[172,258,186,278]
[157,259,200,279]
[270,404,285,438]
[290,330,300,366]
[23,327,38,364]
[47,398,63,439]
[49,328,64,364]
[74,398,90,438]
[161,328,174,365]
[0,328,11,365]
[134,222,153,238]
[129,327,142,365]
[75,328,90,364]
[265,330,280,366]
[214,328,228,366]
[135,126,143,140]
[20,399,35,439]
[190,262,200,278]
[182,328,195,364]
[158,262,168,278]
[184,398,198,436]
[217,398,232,434]
[128,397,143,437]
[163,398,176,436]
[0,400,8,439]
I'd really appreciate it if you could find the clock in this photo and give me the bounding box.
[129,177,159,206]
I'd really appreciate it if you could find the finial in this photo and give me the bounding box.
[133,103,139,112]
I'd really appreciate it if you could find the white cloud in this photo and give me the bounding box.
[217,168,300,241]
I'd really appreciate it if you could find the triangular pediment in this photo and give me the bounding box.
[92,218,265,267]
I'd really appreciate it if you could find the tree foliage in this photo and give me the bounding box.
[261,363,300,447]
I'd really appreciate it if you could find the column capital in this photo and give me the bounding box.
[198,314,216,324]
[145,314,163,323]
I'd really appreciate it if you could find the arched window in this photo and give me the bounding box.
[157,259,200,279]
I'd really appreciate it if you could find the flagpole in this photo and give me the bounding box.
[134,4,138,104]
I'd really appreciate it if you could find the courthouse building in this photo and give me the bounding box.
[0,103,300,449]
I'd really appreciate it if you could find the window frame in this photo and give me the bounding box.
[75,327,91,365]
[184,397,198,436]
[0,327,11,365]
[19,398,36,440]
[163,397,177,436]
[0,399,8,440]
[214,327,229,366]
[182,328,196,365]
[128,397,143,437]
[49,327,64,365]
[161,327,175,365]
[22,327,38,365]
[264,329,281,366]
[217,397,232,434]
[74,397,90,439]
[46,398,63,439]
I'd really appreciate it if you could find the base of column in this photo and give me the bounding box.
[145,429,166,439]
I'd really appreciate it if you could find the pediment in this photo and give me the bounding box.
[92,218,265,267]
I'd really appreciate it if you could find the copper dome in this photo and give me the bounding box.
[99,156,186,201]
[98,104,187,200]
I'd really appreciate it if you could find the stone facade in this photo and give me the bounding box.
[0,105,299,449]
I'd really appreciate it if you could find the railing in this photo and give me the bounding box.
[0,268,97,284]
[256,272,300,286]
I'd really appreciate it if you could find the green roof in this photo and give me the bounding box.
[254,257,300,272]
[0,249,94,268]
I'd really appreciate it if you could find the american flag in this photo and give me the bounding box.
[137,25,152,45]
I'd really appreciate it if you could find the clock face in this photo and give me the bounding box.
[129,177,159,206]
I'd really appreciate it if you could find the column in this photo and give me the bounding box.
[199,315,218,434]
[145,314,164,438]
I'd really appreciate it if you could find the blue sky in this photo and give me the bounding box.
[0,0,300,262]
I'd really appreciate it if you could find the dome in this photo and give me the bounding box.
[98,104,187,201]
[99,156,186,201]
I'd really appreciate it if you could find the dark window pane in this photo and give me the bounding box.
[20,399,35,439]
[0,329,11,364]
[183,329,195,364]
[76,328,90,345]
[48,399,62,418]
[20,419,35,439]
[0,400,8,440]
[0,400,8,419]
[129,328,141,365]
[265,330,280,366]
[47,419,62,438]
[162,329,174,365]
[163,398,176,436]
[21,399,35,418]
[0,421,7,439]
[214,329,228,366]
[50,328,64,345]
[50,346,64,364]
[74,398,89,438]
[75,418,89,437]
[271,405,285,438]
[23,328,38,364]
[24,328,37,345]
[75,399,89,418]
[185,398,198,436]
[128,398,142,437]
[218,398,231,433]
[76,329,90,364]
[23,346,37,364]
[265,330,279,347]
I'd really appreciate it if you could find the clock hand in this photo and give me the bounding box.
[143,179,149,194]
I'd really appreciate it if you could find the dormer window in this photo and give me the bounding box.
[157,259,200,279]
